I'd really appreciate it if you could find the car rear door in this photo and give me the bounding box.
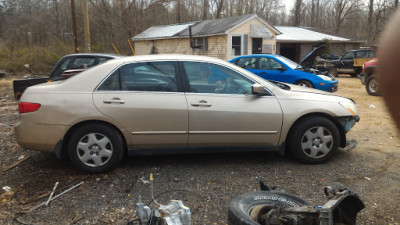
[93,61,189,149]
[181,61,283,147]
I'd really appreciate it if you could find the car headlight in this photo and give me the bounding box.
[317,75,332,81]
[339,101,358,116]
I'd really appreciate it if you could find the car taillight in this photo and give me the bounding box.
[18,102,41,113]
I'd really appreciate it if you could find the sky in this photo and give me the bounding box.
[282,0,295,13]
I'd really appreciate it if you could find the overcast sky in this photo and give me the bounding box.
[282,0,295,12]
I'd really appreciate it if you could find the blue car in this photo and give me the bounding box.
[229,48,338,92]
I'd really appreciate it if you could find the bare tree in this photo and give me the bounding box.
[333,0,355,33]
[293,0,302,26]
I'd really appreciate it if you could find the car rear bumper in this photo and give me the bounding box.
[14,120,69,152]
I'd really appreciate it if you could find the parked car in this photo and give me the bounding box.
[330,48,375,77]
[360,58,379,96]
[13,53,121,100]
[14,55,359,173]
[229,48,338,92]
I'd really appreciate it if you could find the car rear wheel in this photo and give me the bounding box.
[330,68,338,77]
[295,80,313,88]
[288,116,340,164]
[366,75,380,96]
[67,123,124,173]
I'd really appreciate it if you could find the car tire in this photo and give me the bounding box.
[288,116,340,164]
[295,80,313,88]
[366,75,380,96]
[228,191,310,225]
[330,68,338,77]
[67,123,124,173]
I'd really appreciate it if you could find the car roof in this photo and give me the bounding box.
[232,54,281,59]
[106,54,231,65]
[63,53,123,58]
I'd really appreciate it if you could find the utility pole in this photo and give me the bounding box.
[71,0,79,53]
[82,0,91,52]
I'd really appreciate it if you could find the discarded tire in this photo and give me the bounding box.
[228,191,310,225]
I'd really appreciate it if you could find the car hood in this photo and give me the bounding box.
[273,82,351,102]
[298,45,326,68]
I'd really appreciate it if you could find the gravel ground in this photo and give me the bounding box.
[1,75,400,224]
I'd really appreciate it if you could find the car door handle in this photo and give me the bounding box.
[191,101,212,107]
[103,98,125,104]
[260,72,267,75]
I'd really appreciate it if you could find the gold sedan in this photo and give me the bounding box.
[14,55,359,173]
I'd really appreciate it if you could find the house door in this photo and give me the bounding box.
[252,38,262,54]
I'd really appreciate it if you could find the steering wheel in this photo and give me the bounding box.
[215,78,229,93]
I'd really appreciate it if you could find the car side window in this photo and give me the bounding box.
[342,52,354,60]
[98,57,111,65]
[183,61,255,95]
[98,61,178,92]
[60,58,72,70]
[71,57,96,69]
[233,57,257,69]
[259,57,284,70]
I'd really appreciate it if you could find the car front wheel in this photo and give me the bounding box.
[295,80,313,88]
[366,75,380,96]
[67,123,124,173]
[288,116,340,164]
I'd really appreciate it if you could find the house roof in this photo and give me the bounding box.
[275,26,365,43]
[132,14,280,41]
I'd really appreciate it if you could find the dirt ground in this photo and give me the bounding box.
[1,74,400,225]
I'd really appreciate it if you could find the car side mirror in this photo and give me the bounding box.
[252,84,266,95]
[278,67,286,72]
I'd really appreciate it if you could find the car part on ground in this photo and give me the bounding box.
[12,53,121,100]
[228,182,365,225]
[134,199,191,225]
[129,174,192,225]
[14,54,359,173]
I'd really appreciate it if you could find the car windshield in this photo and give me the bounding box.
[275,55,302,69]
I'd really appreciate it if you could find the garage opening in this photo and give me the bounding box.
[279,43,301,62]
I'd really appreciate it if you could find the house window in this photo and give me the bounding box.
[232,36,242,56]
[192,37,208,51]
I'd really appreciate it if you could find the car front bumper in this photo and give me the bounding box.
[315,80,338,92]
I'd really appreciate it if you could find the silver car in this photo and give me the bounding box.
[14,55,359,173]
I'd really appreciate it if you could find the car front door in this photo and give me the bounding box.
[93,61,188,149]
[251,57,291,83]
[338,52,354,73]
[181,61,283,147]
